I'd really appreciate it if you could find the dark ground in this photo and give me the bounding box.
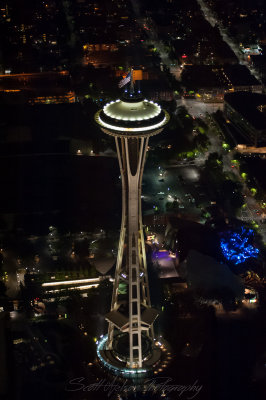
[0,154,121,234]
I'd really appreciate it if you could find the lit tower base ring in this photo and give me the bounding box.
[95,92,169,373]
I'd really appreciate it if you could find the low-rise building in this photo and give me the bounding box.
[224,92,266,146]
[182,65,262,102]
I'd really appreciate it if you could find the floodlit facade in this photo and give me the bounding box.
[95,90,169,370]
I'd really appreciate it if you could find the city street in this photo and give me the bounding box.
[204,116,266,242]
[196,0,262,84]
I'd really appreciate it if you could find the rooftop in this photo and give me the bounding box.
[223,65,260,87]
[182,65,260,90]
[225,91,266,131]
[103,98,161,121]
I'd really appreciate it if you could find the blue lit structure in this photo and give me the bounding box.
[96,335,147,377]
[96,334,171,379]
[220,227,259,265]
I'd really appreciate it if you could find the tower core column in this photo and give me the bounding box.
[95,92,169,371]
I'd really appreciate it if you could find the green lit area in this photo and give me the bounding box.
[118,282,127,295]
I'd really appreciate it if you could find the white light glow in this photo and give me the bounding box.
[97,115,167,132]
[45,284,99,293]
[103,99,161,121]
[42,277,101,287]
[105,108,161,120]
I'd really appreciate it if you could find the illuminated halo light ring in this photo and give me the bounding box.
[103,105,161,120]
[96,335,147,376]
[98,115,167,131]
[95,110,170,137]
[96,335,171,378]
[103,99,162,121]
[100,109,165,127]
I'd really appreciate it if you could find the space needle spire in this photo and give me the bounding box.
[95,84,169,373]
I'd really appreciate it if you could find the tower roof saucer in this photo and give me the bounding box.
[103,98,161,121]
[95,94,170,137]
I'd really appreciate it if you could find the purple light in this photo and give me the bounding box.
[152,251,172,261]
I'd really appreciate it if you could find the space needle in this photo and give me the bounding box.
[94,73,169,377]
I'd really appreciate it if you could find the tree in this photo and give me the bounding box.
[165,201,179,212]
[221,180,244,213]
[204,152,223,171]
[194,132,210,151]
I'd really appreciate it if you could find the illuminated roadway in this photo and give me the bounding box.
[204,114,266,242]
[196,0,262,84]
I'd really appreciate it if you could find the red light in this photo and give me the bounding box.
[182,55,187,58]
